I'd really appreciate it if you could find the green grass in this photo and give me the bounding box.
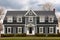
[0,37,60,40]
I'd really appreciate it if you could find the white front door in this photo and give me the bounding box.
[27,27,35,35]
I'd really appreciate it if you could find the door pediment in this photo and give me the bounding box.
[26,23,35,27]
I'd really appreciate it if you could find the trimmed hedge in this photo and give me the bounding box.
[15,33,26,37]
[1,33,26,37]
[47,34,60,37]
[1,34,14,37]
[35,33,46,37]
[1,33,60,37]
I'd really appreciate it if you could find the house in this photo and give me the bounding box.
[58,17,60,33]
[3,9,58,35]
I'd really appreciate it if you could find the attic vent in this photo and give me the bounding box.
[29,10,32,15]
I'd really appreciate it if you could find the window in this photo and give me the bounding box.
[39,16,45,22]
[7,16,13,22]
[49,27,54,34]
[48,16,54,22]
[29,17,33,22]
[18,27,22,33]
[7,27,11,34]
[17,16,22,22]
[39,27,43,33]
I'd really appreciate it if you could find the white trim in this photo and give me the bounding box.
[39,27,43,34]
[48,16,54,22]
[37,24,57,25]
[24,10,30,16]
[18,27,22,34]
[7,9,28,11]
[39,16,45,22]
[24,9,37,16]
[4,24,57,25]
[28,16,33,22]
[7,16,13,22]
[32,10,37,16]
[24,16,37,17]
[49,27,54,34]
[17,16,22,22]
[56,26,57,34]
[26,23,35,27]
[4,24,25,25]
[7,27,11,34]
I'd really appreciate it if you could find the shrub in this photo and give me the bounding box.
[15,33,26,37]
[47,34,60,37]
[56,33,60,37]
[1,34,14,37]
[35,33,46,37]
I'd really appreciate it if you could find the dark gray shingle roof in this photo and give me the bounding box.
[6,10,55,16]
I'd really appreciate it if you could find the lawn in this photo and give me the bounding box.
[0,37,60,40]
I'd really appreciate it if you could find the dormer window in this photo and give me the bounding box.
[48,16,54,22]
[28,17,33,22]
[7,16,13,22]
[17,16,22,22]
[39,16,45,22]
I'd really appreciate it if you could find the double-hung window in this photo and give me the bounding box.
[18,27,22,34]
[29,17,33,22]
[7,27,11,34]
[48,16,54,22]
[39,16,45,22]
[39,27,43,33]
[7,16,13,22]
[17,16,22,22]
[49,27,54,34]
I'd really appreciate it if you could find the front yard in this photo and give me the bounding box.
[0,37,60,40]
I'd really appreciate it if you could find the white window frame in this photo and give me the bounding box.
[49,27,54,34]
[39,16,45,22]
[28,16,33,22]
[17,16,22,22]
[18,27,22,34]
[39,27,43,34]
[7,16,13,22]
[7,27,11,34]
[48,16,54,22]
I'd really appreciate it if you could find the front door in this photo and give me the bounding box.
[29,27,32,34]
[26,27,35,35]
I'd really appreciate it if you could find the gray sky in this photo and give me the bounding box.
[0,0,60,12]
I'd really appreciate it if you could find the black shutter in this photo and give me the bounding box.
[37,27,39,33]
[22,27,23,33]
[16,27,17,33]
[5,27,7,34]
[48,27,49,33]
[54,27,55,33]
[43,27,45,33]
[11,27,13,34]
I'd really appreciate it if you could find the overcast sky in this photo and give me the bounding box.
[0,0,60,11]
[0,0,60,18]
